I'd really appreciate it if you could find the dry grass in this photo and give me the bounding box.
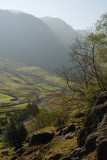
[81,151,96,160]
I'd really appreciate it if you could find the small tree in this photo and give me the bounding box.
[26,103,39,116]
[2,118,27,149]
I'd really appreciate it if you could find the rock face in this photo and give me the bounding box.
[96,113,107,160]
[29,131,54,146]
[77,92,107,148]
[65,91,107,160]
[85,132,98,154]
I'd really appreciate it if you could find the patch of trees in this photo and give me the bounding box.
[2,103,39,149]
[2,118,27,149]
[0,103,39,129]
[9,103,39,123]
[28,109,69,132]
[57,13,107,103]
[0,119,7,128]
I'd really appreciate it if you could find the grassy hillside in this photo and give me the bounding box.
[0,58,63,119]
[0,59,62,97]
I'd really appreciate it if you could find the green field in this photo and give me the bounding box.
[0,103,28,114]
[0,59,63,120]
[0,59,63,97]
[0,93,13,104]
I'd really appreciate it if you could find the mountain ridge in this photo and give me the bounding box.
[0,9,85,72]
[41,16,80,47]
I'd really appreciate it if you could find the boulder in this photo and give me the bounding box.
[48,153,62,160]
[70,147,86,160]
[95,91,107,105]
[77,128,86,147]
[94,101,107,121]
[63,124,75,135]
[64,133,75,139]
[56,124,75,136]
[56,126,65,136]
[30,131,54,146]
[96,114,107,160]
[85,132,98,153]
[77,110,99,147]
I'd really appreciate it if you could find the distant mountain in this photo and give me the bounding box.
[8,9,23,14]
[42,17,81,48]
[0,10,85,72]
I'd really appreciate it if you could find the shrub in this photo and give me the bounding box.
[33,109,69,130]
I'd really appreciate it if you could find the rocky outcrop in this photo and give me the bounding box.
[78,92,107,148]
[29,131,54,146]
[67,91,107,160]
[95,92,107,105]
[96,113,107,160]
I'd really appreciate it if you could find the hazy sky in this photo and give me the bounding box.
[0,0,107,29]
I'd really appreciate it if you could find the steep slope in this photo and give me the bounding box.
[41,17,82,48]
[0,10,68,72]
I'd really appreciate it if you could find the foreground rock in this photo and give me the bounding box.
[29,131,54,146]
[96,113,107,160]
[78,92,107,148]
[65,91,107,160]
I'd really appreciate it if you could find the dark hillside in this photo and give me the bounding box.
[0,10,67,72]
[0,10,85,73]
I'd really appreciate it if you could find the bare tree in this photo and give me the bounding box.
[57,31,107,97]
